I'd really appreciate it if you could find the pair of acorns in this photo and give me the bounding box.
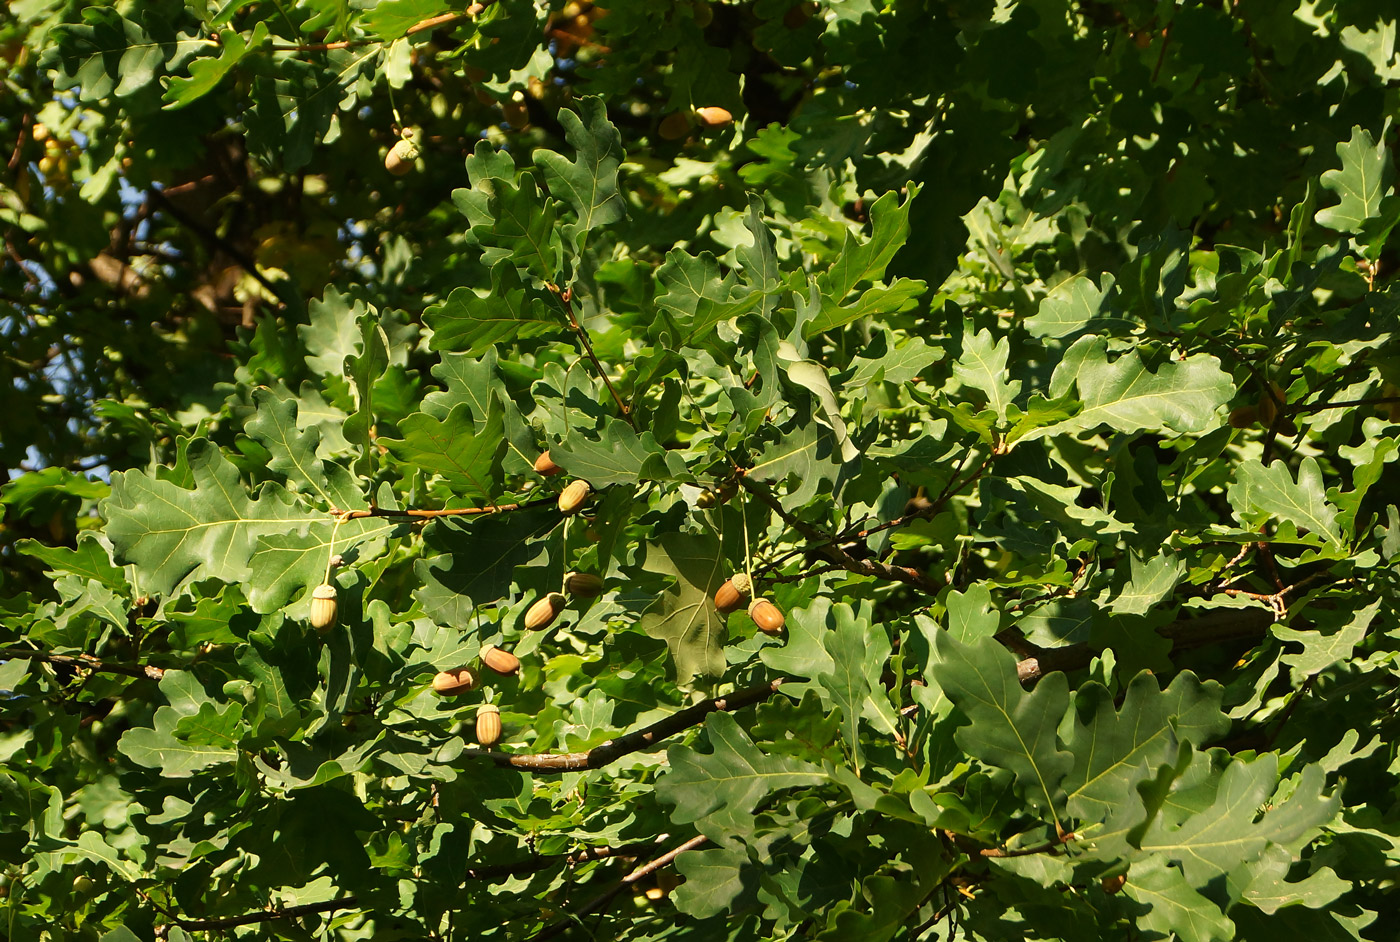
[534,451,593,516]
[714,573,785,634]
[432,645,521,746]
[523,570,603,631]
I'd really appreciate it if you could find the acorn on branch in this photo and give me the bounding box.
[714,573,752,615]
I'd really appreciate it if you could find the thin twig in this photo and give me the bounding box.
[531,836,709,941]
[158,896,359,934]
[475,679,785,772]
[148,188,284,302]
[551,284,633,425]
[0,646,165,681]
[331,495,556,520]
[466,841,658,881]
[739,477,941,593]
[269,11,474,51]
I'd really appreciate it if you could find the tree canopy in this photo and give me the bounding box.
[3,1,1400,940]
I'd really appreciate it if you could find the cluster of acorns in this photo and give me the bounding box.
[306,450,785,748]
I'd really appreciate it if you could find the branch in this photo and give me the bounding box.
[550,284,632,425]
[158,897,359,935]
[269,10,477,51]
[147,188,284,303]
[331,495,557,520]
[531,836,709,942]
[466,841,658,881]
[739,477,941,593]
[474,679,784,772]
[0,646,165,681]
[1013,607,1275,685]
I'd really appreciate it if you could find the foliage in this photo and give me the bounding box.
[3,1,1400,940]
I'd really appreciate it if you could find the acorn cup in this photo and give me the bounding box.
[432,667,476,696]
[480,645,521,676]
[476,704,502,746]
[524,592,567,631]
[385,133,420,175]
[564,571,604,598]
[558,480,591,515]
[748,597,785,635]
[714,573,752,615]
[309,584,338,632]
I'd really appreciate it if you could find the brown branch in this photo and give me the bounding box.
[1013,607,1275,685]
[147,188,284,302]
[8,110,32,171]
[531,836,708,942]
[475,679,785,772]
[331,495,557,520]
[159,896,359,935]
[466,841,657,881]
[550,284,632,425]
[1288,394,1400,415]
[270,11,474,51]
[739,477,941,593]
[0,646,165,681]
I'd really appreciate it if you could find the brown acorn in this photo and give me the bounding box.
[1101,873,1126,895]
[480,644,521,676]
[748,597,785,635]
[714,573,752,615]
[558,480,591,515]
[524,592,567,631]
[1256,381,1284,426]
[475,704,502,746]
[385,136,420,176]
[534,450,563,476]
[658,111,692,140]
[695,106,733,127]
[309,584,338,632]
[432,667,475,696]
[1228,404,1258,429]
[564,571,604,598]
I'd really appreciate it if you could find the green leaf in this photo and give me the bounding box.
[551,419,691,486]
[425,261,563,356]
[816,186,920,302]
[380,401,506,502]
[117,670,241,777]
[46,7,208,101]
[636,531,730,682]
[344,314,391,479]
[533,96,626,247]
[245,387,364,511]
[658,711,826,843]
[104,440,309,598]
[952,327,1020,419]
[654,248,762,348]
[1122,856,1235,942]
[931,634,1074,826]
[163,23,268,109]
[1316,126,1394,233]
[413,510,557,624]
[1025,273,1113,339]
[1228,456,1342,548]
[361,0,451,41]
[1046,337,1234,436]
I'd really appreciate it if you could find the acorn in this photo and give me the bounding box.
[476,704,502,746]
[558,480,591,515]
[385,134,420,176]
[534,450,563,476]
[714,573,752,615]
[309,584,338,632]
[564,571,604,598]
[480,645,521,676]
[524,592,567,631]
[1256,381,1285,426]
[696,480,737,508]
[748,597,785,634]
[695,106,733,127]
[432,667,475,696]
[1101,873,1126,895]
[658,111,691,140]
[1228,404,1258,429]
